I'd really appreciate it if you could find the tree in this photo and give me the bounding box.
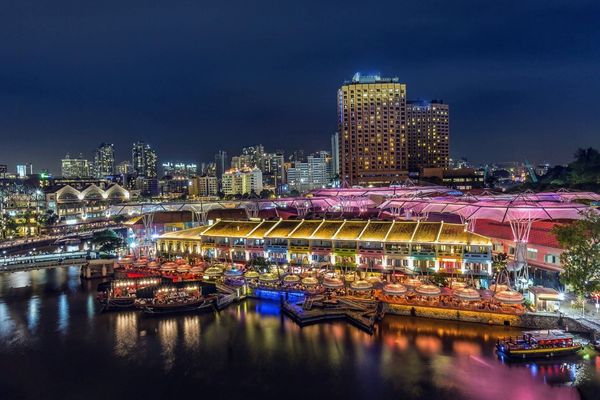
[38,209,58,227]
[249,256,269,273]
[553,211,600,310]
[0,213,18,240]
[430,272,448,287]
[492,253,508,274]
[510,147,600,192]
[91,229,125,254]
[21,209,35,236]
[259,189,273,199]
[111,214,128,224]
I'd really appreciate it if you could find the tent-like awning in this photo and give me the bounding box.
[380,198,595,223]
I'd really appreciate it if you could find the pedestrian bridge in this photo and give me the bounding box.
[0,251,89,272]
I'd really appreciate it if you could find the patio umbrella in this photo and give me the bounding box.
[494,290,524,304]
[350,280,374,291]
[383,283,407,296]
[454,288,481,301]
[415,284,441,297]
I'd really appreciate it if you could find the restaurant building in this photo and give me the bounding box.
[157,219,493,276]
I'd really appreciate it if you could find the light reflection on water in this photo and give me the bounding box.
[182,316,201,351]
[57,293,69,334]
[114,312,138,358]
[158,318,178,371]
[0,268,598,400]
[27,296,40,332]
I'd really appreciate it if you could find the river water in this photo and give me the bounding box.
[0,267,599,400]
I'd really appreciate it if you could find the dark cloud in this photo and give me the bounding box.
[0,0,599,172]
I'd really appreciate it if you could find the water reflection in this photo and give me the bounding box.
[27,296,40,332]
[114,312,138,358]
[0,268,598,400]
[0,301,14,339]
[86,294,95,322]
[158,318,178,371]
[57,293,69,334]
[182,316,200,351]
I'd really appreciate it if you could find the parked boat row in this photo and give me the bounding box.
[97,277,218,314]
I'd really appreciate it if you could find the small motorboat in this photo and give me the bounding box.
[496,330,583,359]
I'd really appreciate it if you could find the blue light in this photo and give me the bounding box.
[252,289,305,304]
[530,363,538,377]
[255,302,280,316]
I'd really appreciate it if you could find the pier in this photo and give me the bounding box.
[215,283,248,310]
[282,296,379,334]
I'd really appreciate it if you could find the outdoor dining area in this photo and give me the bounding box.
[115,255,526,316]
[378,277,526,315]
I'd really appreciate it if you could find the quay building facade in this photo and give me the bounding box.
[157,219,493,276]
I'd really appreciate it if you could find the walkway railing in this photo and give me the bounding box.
[1,251,89,272]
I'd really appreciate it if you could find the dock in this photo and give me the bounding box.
[282,296,379,334]
[215,283,248,310]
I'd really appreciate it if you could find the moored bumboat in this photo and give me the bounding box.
[97,277,163,311]
[134,283,215,315]
[496,330,583,360]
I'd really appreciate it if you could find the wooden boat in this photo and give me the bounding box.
[136,297,214,314]
[98,295,136,310]
[97,278,162,311]
[134,284,215,315]
[496,330,583,359]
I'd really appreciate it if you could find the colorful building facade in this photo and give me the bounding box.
[157,219,493,276]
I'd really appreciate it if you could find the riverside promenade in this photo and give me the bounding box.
[277,293,600,338]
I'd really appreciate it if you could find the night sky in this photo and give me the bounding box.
[1,0,599,173]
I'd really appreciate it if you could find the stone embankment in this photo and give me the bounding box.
[383,303,598,338]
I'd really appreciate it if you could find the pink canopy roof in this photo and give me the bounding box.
[249,189,599,219]
[249,196,341,212]
[310,186,457,198]
[380,198,595,222]
[460,191,600,203]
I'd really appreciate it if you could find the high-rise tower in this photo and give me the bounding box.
[94,143,115,177]
[337,73,407,186]
[132,141,157,178]
[406,100,449,170]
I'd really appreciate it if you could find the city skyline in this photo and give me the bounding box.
[1,3,600,399]
[1,1,599,171]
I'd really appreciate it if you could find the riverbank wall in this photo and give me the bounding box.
[383,303,598,338]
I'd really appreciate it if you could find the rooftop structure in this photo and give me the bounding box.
[45,183,130,221]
